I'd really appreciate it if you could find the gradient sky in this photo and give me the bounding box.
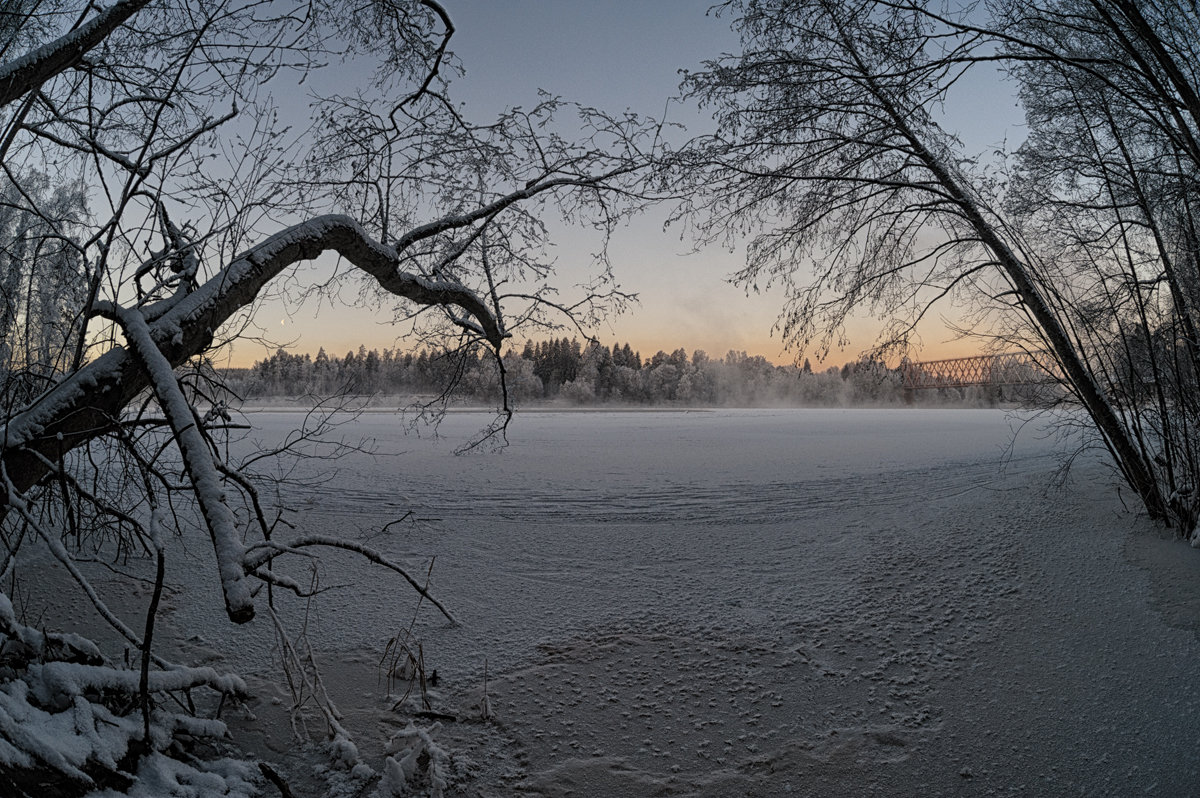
[232,2,1024,369]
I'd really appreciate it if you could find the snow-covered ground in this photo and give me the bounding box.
[61,409,1200,795]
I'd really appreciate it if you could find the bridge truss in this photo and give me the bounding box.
[899,352,1054,390]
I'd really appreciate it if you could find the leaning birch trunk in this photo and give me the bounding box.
[834,28,1171,524]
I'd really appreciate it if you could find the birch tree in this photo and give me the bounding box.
[0,1,655,793]
[671,0,1200,536]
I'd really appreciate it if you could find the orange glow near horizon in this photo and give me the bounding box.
[214,224,988,372]
[220,322,985,370]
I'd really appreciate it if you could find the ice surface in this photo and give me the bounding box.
[31,409,1200,795]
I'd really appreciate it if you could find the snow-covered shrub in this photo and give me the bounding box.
[0,595,255,798]
[374,722,452,798]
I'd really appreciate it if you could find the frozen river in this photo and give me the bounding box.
[168,408,1200,795]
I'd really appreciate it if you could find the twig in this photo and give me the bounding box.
[258,763,298,798]
[140,522,166,745]
[245,537,456,625]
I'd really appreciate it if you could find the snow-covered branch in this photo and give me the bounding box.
[106,303,255,625]
[0,0,151,109]
[393,168,637,253]
[1,214,503,506]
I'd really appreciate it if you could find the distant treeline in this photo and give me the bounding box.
[222,339,1034,406]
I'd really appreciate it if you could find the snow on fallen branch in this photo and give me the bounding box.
[27,661,246,712]
[106,303,255,625]
[0,581,252,796]
[0,656,252,795]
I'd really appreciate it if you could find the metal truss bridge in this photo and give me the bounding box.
[899,352,1053,390]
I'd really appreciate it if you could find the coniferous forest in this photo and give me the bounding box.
[224,338,1037,407]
